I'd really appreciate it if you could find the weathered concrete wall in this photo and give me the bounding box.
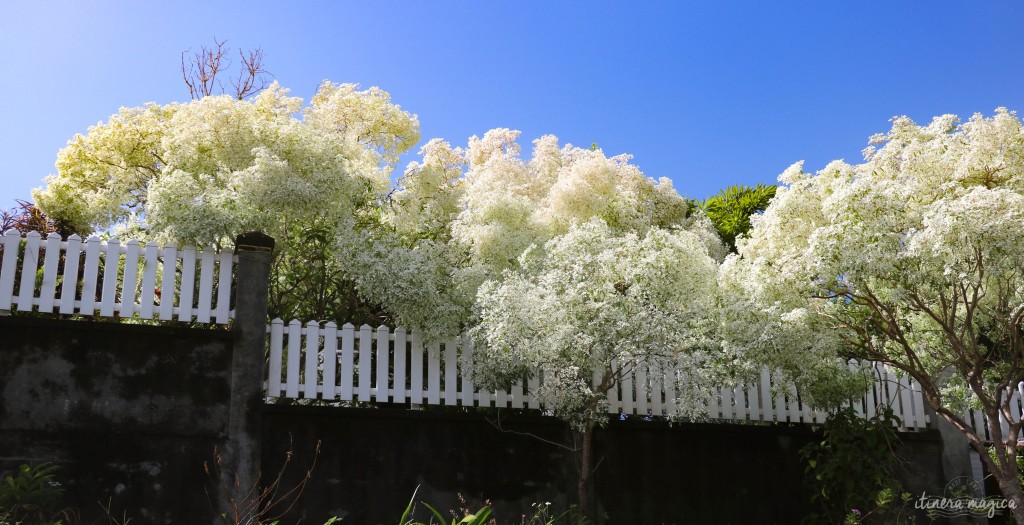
[0,316,232,524]
[262,406,949,525]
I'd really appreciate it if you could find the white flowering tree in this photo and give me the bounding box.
[472,219,727,514]
[35,82,419,244]
[32,81,422,323]
[720,109,1024,521]
[34,78,747,515]
[386,130,732,514]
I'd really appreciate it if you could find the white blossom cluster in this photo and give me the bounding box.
[452,130,703,274]
[334,218,471,342]
[377,128,734,422]
[390,128,721,284]
[34,82,419,247]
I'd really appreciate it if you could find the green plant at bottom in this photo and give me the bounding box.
[518,502,587,525]
[398,486,491,525]
[0,462,77,525]
[801,407,914,524]
[396,486,588,525]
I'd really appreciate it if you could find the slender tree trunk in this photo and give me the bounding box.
[977,412,1024,524]
[576,420,596,521]
[993,469,1024,524]
[922,378,1024,523]
[984,441,1024,524]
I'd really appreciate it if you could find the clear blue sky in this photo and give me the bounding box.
[1,1,1022,208]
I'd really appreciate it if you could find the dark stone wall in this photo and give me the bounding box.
[0,316,232,524]
[261,406,947,525]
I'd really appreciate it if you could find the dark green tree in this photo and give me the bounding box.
[692,183,776,252]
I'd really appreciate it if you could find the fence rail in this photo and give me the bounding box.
[0,230,235,324]
[264,320,935,430]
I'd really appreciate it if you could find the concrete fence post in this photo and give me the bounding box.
[924,402,985,525]
[221,232,274,523]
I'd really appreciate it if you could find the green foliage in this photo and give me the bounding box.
[397,486,492,525]
[692,183,776,251]
[397,486,476,525]
[0,462,75,525]
[519,502,587,525]
[800,407,913,524]
[421,501,491,525]
[268,220,388,325]
[397,487,585,525]
[986,447,1024,486]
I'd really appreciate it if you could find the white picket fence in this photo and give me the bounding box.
[10,231,1022,435]
[963,385,1024,442]
[0,230,235,323]
[264,320,934,430]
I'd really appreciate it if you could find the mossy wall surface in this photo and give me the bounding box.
[0,316,233,524]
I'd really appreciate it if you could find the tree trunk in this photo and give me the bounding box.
[983,441,1024,524]
[993,469,1024,524]
[576,421,596,521]
[923,381,1024,523]
[975,410,1024,524]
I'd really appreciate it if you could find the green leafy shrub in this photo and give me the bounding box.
[801,407,913,524]
[0,462,76,524]
[397,486,489,525]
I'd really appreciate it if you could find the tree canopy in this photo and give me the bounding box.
[33,81,422,325]
[473,219,725,429]
[33,81,418,247]
[32,86,724,339]
[326,127,725,339]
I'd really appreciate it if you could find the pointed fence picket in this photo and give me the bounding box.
[262,321,934,431]
[0,230,235,324]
